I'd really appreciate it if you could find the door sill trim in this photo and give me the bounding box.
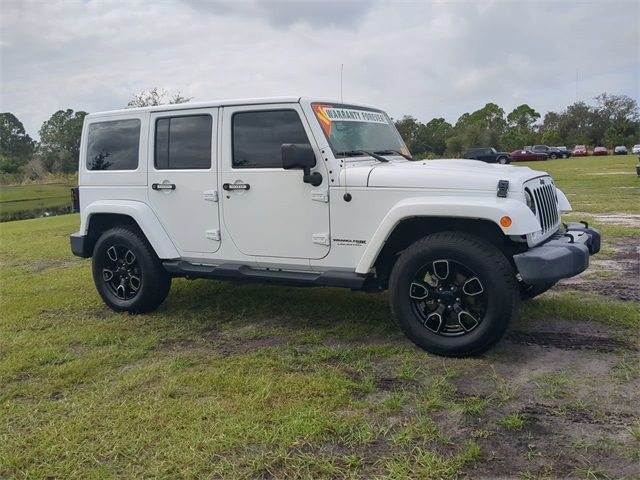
[163,260,368,289]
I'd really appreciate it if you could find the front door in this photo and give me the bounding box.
[220,104,330,260]
[147,108,221,256]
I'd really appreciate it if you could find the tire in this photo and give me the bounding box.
[520,282,556,300]
[498,156,509,164]
[389,232,518,357]
[561,154,568,159]
[92,227,171,313]
[549,153,558,159]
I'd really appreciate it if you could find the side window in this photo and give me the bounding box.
[155,115,212,169]
[232,110,310,168]
[86,119,140,171]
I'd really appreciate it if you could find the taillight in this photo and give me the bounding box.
[71,188,80,212]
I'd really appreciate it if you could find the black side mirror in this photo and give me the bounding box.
[281,143,322,187]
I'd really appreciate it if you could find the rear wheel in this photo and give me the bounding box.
[549,153,558,159]
[389,232,518,357]
[561,153,568,159]
[92,227,171,313]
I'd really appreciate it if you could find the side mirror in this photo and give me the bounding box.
[281,143,322,186]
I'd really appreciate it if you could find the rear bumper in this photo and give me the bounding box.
[513,223,601,285]
[70,233,91,258]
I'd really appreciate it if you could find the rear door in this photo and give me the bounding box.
[147,108,221,256]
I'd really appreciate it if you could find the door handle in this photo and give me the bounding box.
[152,183,176,191]
[223,183,250,191]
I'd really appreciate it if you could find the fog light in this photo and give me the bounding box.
[500,216,512,228]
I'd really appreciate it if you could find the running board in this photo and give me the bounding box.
[162,260,368,289]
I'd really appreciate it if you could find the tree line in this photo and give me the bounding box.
[395,93,639,158]
[1,91,638,182]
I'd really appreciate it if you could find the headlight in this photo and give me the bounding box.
[524,189,536,214]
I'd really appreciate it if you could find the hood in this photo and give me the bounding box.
[341,158,547,191]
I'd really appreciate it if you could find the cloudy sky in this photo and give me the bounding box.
[1,0,638,138]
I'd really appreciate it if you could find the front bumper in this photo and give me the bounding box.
[513,222,601,285]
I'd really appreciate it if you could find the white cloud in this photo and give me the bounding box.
[1,0,638,138]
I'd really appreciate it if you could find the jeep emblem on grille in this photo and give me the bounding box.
[540,178,545,185]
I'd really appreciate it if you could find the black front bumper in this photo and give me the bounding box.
[513,223,601,285]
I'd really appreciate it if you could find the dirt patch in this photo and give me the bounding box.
[556,238,640,301]
[571,211,640,228]
[158,324,289,357]
[507,330,632,351]
[433,317,640,478]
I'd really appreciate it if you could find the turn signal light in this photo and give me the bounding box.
[500,216,512,228]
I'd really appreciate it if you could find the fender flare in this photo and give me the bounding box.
[355,196,541,274]
[555,187,572,212]
[80,200,179,259]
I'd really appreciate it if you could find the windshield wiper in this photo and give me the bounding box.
[335,150,388,162]
[374,149,413,161]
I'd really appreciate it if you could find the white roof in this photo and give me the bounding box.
[85,96,378,118]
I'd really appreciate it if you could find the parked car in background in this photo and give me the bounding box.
[593,147,608,156]
[572,145,588,156]
[554,146,572,158]
[613,146,628,155]
[632,144,640,155]
[531,145,562,159]
[510,149,548,162]
[463,147,511,164]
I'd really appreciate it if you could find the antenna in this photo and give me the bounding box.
[340,63,344,103]
[575,68,578,103]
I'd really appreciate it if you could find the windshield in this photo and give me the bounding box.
[312,103,410,157]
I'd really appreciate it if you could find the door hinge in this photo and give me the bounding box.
[311,190,329,203]
[312,232,330,246]
[206,229,221,241]
[204,190,219,202]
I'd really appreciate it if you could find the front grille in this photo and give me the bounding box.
[529,180,560,234]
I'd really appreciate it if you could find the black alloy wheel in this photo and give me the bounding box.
[101,244,142,301]
[92,227,171,313]
[409,259,486,336]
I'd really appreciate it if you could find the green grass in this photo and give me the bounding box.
[0,182,76,221]
[519,154,640,214]
[1,157,639,478]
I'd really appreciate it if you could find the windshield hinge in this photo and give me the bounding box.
[497,180,509,198]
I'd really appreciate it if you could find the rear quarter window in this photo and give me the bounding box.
[86,119,141,171]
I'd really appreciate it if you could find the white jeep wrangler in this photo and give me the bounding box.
[70,97,600,356]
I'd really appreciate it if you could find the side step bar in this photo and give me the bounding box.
[162,260,369,289]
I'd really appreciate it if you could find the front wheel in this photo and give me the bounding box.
[561,154,568,159]
[92,227,171,313]
[498,156,509,164]
[549,153,558,159]
[389,232,518,357]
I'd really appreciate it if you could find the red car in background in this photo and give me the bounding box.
[510,149,548,162]
[572,145,588,156]
[593,146,608,156]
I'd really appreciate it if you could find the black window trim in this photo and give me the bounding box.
[85,118,142,172]
[230,108,311,170]
[153,113,214,171]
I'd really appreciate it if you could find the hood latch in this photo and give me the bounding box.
[497,180,509,198]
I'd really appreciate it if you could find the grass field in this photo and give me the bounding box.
[0,183,75,222]
[1,156,638,479]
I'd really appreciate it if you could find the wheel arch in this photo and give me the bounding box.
[80,201,179,259]
[355,197,540,277]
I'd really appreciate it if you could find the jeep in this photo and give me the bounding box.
[70,97,600,356]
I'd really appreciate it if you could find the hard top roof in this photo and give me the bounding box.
[85,96,379,118]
